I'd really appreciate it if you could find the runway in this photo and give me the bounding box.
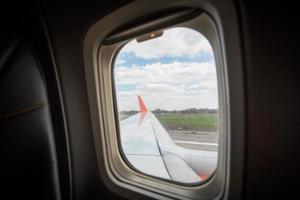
[168,130,219,152]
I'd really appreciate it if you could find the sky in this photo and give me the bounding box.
[114,27,218,111]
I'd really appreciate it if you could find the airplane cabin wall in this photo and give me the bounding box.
[0,0,299,199]
[238,0,300,199]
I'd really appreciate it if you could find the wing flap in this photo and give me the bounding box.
[126,154,170,179]
[163,152,201,183]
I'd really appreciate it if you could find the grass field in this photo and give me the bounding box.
[155,113,218,132]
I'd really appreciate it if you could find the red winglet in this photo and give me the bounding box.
[137,95,148,113]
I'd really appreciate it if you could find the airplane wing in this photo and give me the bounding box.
[119,96,217,184]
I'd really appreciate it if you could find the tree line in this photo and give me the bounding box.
[120,108,218,116]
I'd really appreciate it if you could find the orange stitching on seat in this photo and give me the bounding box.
[0,103,47,120]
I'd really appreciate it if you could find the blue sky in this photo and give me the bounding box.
[115,51,214,68]
[114,28,218,111]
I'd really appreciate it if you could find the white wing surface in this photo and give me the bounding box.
[119,96,217,184]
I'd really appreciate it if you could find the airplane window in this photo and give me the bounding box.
[114,27,219,184]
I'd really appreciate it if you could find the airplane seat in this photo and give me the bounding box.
[0,38,61,199]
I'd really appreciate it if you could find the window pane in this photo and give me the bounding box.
[114,27,218,184]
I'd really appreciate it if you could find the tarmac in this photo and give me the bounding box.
[168,130,219,152]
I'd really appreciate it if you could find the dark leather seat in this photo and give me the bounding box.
[0,40,61,199]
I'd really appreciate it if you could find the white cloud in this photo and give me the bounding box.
[115,61,218,111]
[114,27,218,111]
[121,27,213,59]
[115,59,126,65]
[115,61,216,85]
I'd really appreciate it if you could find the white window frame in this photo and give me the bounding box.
[83,1,245,199]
